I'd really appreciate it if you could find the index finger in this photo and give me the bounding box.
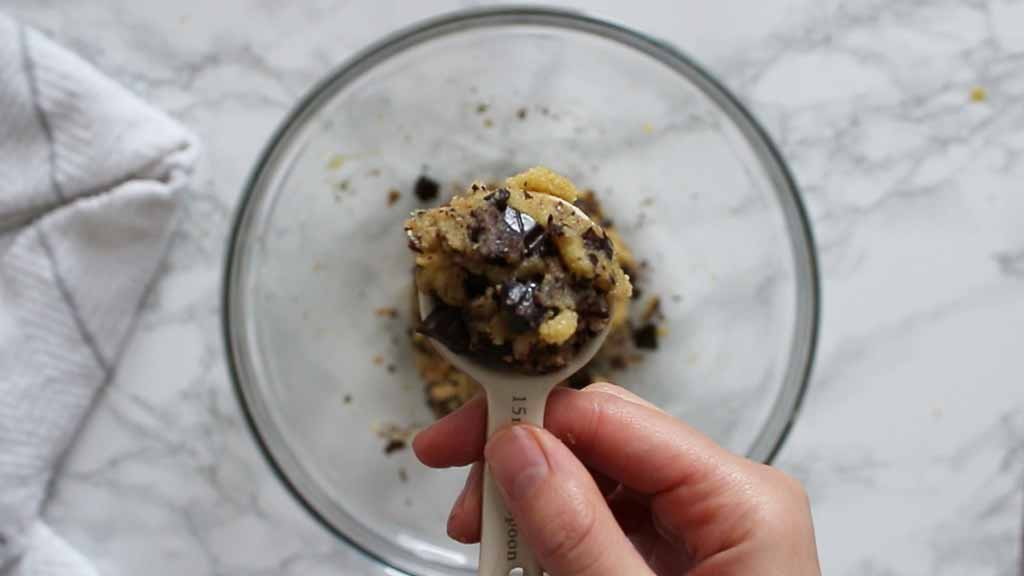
[544,385,740,495]
[415,382,738,495]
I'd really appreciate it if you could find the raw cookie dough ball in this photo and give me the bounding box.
[405,167,632,374]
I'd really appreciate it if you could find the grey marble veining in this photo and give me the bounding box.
[5,1,1023,574]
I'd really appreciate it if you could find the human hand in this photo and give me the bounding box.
[413,382,821,576]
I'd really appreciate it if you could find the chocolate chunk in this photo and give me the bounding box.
[501,279,545,330]
[582,227,614,258]
[567,367,593,390]
[414,176,440,201]
[384,439,406,454]
[503,206,536,235]
[523,224,551,256]
[419,304,470,352]
[472,205,525,263]
[471,203,538,265]
[464,274,490,298]
[486,188,511,211]
[633,324,659,350]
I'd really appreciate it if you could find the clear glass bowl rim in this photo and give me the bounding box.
[222,5,821,574]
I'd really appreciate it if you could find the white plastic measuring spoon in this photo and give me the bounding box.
[418,199,613,576]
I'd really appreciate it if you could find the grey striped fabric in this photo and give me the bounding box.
[0,13,197,576]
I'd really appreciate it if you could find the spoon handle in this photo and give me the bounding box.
[478,385,549,576]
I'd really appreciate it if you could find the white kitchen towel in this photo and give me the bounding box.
[0,13,197,576]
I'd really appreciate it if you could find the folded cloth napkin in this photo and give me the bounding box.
[0,13,197,575]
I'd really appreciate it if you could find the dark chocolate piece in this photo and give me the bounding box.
[566,367,593,390]
[419,304,470,352]
[523,224,551,256]
[501,279,545,330]
[486,188,511,211]
[503,205,536,236]
[464,274,490,298]
[633,323,659,350]
[384,439,406,454]
[414,176,440,201]
[471,205,525,263]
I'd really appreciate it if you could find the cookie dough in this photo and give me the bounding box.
[405,167,632,374]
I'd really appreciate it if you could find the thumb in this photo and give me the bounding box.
[484,425,651,576]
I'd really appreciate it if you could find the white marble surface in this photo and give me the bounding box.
[6,0,1023,574]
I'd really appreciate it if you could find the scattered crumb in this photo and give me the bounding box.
[387,189,401,206]
[641,296,663,324]
[516,107,528,120]
[343,394,352,405]
[632,324,659,350]
[373,355,385,366]
[640,197,655,207]
[540,106,550,116]
[312,260,325,272]
[375,307,399,318]
[398,467,408,483]
[567,368,593,390]
[671,293,683,303]
[374,422,419,455]
[476,103,489,114]
[642,122,654,134]
[483,118,494,128]
[326,154,345,170]
[414,175,440,202]
[387,364,397,374]
[404,497,413,507]
[413,332,481,418]
[970,87,987,103]
[368,168,381,177]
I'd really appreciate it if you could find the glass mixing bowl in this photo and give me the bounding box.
[224,7,819,575]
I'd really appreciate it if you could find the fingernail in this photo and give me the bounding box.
[485,427,549,502]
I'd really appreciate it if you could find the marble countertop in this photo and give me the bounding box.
[8,1,1023,574]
